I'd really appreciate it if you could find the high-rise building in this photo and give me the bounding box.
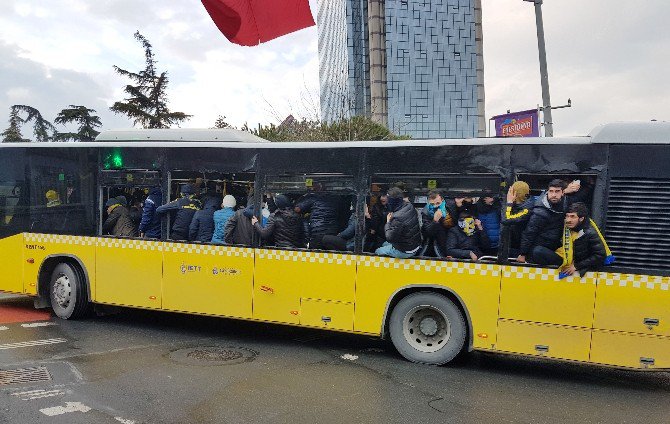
[317,0,485,139]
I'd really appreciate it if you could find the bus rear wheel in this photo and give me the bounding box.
[49,263,89,320]
[389,292,466,365]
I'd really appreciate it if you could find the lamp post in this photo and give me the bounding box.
[524,0,553,137]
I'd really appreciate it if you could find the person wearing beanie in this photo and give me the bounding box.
[211,195,236,244]
[375,187,421,258]
[45,190,61,208]
[139,187,163,239]
[189,196,221,243]
[155,183,202,241]
[103,197,137,237]
[501,181,534,256]
[251,194,304,249]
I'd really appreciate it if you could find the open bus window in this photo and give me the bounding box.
[515,173,596,210]
[369,174,503,259]
[264,174,355,252]
[166,171,255,244]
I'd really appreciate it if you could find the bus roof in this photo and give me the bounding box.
[95,128,271,143]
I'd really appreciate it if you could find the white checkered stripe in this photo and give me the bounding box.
[255,249,355,265]
[360,256,500,277]
[165,242,251,257]
[25,233,95,246]
[501,265,595,284]
[601,272,669,292]
[96,237,164,251]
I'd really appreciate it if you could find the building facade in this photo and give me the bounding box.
[317,0,485,139]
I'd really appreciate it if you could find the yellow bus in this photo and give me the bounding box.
[0,122,668,370]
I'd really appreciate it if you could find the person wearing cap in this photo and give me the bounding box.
[103,197,137,237]
[156,184,202,241]
[45,190,62,208]
[501,181,534,257]
[139,187,163,239]
[251,194,304,249]
[211,195,237,244]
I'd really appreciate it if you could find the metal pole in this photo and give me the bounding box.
[531,0,553,137]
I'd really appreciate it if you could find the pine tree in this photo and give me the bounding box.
[55,105,102,142]
[213,115,234,129]
[11,105,56,142]
[1,108,27,142]
[110,31,191,129]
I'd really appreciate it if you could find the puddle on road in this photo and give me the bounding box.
[167,346,258,367]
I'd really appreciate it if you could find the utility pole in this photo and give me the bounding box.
[524,0,553,137]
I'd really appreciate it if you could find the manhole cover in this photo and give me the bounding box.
[0,367,51,386]
[168,346,258,366]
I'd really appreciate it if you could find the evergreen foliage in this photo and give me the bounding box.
[111,31,191,129]
[54,105,102,142]
[10,105,56,142]
[1,108,28,142]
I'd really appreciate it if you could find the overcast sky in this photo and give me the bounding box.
[0,0,668,138]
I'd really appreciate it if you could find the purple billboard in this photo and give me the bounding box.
[492,109,540,138]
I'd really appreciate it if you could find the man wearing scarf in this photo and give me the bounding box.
[445,211,491,260]
[556,202,608,277]
[421,190,457,256]
[375,187,422,258]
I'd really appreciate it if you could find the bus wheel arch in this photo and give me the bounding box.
[37,255,91,319]
[383,286,473,364]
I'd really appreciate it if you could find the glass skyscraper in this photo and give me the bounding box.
[317,0,485,139]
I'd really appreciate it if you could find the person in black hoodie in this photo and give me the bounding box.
[189,196,220,242]
[518,179,567,265]
[252,194,304,248]
[156,184,202,241]
[375,187,421,258]
[294,183,340,249]
[446,211,490,260]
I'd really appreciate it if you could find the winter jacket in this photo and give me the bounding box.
[254,207,305,248]
[501,197,535,249]
[476,199,501,248]
[224,206,254,246]
[445,226,491,259]
[385,202,422,253]
[296,193,340,237]
[421,199,457,236]
[571,221,607,276]
[520,194,566,256]
[211,207,235,244]
[139,188,162,238]
[156,195,202,241]
[189,197,219,242]
[103,205,138,238]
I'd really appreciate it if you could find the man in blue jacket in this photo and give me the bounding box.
[155,184,201,241]
[139,187,162,239]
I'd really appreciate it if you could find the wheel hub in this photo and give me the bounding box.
[403,305,451,353]
[53,275,71,308]
[419,317,438,336]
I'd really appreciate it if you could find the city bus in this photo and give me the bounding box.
[0,122,668,370]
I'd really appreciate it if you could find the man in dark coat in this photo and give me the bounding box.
[375,187,421,258]
[224,205,254,246]
[446,211,491,260]
[421,190,457,256]
[295,185,340,249]
[156,184,201,241]
[518,179,567,266]
[103,197,137,237]
[252,194,304,248]
[189,196,220,242]
[475,193,501,255]
[555,202,607,277]
[139,187,162,239]
[501,181,534,256]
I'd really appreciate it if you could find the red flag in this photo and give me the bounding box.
[202,0,315,46]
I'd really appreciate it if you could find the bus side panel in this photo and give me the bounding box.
[23,234,96,297]
[95,238,162,309]
[0,234,24,294]
[253,249,357,326]
[354,256,501,348]
[162,244,253,319]
[593,272,670,337]
[591,330,670,370]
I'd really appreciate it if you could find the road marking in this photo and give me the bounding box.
[12,389,65,401]
[0,326,8,331]
[40,402,91,416]
[115,417,136,424]
[0,338,67,350]
[21,322,56,328]
[341,354,359,361]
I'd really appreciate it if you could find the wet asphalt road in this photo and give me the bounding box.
[0,295,669,424]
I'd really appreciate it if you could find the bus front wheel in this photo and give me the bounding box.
[49,263,89,320]
[389,292,466,365]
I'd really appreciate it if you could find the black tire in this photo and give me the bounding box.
[389,292,467,365]
[49,263,89,320]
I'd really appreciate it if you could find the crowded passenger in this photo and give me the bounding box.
[128,195,143,229]
[189,196,220,242]
[368,194,388,251]
[294,183,340,250]
[421,190,456,256]
[155,184,202,241]
[224,204,254,245]
[553,202,607,276]
[518,179,567,266]
[211,194,236,244]
[375,187,422,258]
[321,204,371,252]
[45,190,62,207]
[103,197,138,237]
[476,191,501,255]
[139,187,162,239]
[446,211,491,261]
[251,194,305,249]
[501,181,534,256]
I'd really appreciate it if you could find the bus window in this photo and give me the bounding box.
[516,173,597,210]
[0,151,29,238]
[265,174,355,252]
